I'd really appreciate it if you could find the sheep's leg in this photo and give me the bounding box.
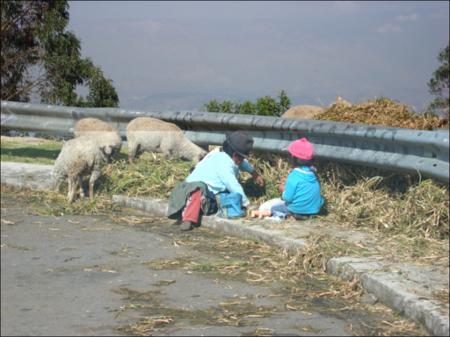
[72,178,80,199]
[67,177,77,203]
[67,178,72,200]
[89,170,101,200]
[78,176,85,198]
[53,177,63,191]
[128,143,140,163]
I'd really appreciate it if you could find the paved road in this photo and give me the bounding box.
[1,191,427,336]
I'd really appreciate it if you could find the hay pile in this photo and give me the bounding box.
[317,97,448,130]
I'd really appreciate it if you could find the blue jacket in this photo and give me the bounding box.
[282,166,324,215]
[185,148,254,206]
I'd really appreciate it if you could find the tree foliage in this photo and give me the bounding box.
[1,0,119,107]
[278,90,291,114]
[255,96,279,116]
[427,45,449,113]
[204,99,220,112]
[203,90,291,116]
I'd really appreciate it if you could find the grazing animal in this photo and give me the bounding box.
[282,105,324,120]
[126,117,207,163]
[74,117,117,136]
[52,137,115,203]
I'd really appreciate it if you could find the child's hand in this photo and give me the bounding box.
[279,177,286,193]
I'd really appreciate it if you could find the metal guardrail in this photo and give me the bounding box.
[1,100,449,183]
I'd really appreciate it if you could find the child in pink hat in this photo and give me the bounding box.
[270,137,325,219]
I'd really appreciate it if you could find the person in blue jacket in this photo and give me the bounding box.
[271,137,325,219]
[169,131,264,231]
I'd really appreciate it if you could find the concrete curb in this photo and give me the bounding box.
[1,162,448,336]
[327,257,449,337]
[111,195,308,253]
[1,162,54,191]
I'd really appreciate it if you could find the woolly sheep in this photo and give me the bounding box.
[74,117,116,136]
[282,105,324,120]
[74,117,122,153]
[126,117,207,163]
[52,137,115,203]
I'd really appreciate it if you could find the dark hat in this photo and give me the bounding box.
[226,131,254,157]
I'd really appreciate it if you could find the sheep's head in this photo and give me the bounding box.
[196,149,207,163]
[100,145,114,163]
[183,148,207,163]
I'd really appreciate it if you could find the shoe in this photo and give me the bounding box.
[180,221,194,231]
[293,214,311,221]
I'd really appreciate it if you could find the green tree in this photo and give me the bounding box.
[1,1,45,101]
[239,100,256,115]
[204,99,221,112]
[427,45,449,113]
[84,64,119,107]
[256,96,279,116]
[203,91,291,116]
[220,100,234,113]
[277,90,291,115]
[1,0,119,107]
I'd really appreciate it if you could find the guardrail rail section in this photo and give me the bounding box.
[1,100,448,183]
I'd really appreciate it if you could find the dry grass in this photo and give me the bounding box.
[317,97,448,130]
[246,153,449,241]
[4,148,448,242]
[432,288,450,303]
[320,168,449,240]
[117,315,174,336]
[141,234,366,298]
[97,152,194,199]
[0,184,120,216]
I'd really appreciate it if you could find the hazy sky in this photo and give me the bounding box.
[67,1,449,111]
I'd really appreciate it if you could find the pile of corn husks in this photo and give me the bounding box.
[317,97,448,130]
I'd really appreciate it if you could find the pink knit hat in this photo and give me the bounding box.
[287,138,314,160]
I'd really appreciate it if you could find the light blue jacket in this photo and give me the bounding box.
[282,166,324,215]
[185,148,254,206]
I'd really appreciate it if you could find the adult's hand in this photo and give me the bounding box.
[244,203,257,217]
